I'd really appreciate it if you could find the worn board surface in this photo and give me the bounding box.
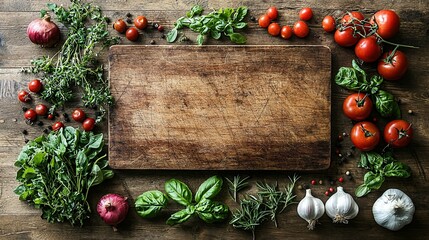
[108,45,331,170]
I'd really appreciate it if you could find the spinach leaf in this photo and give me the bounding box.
[195,175,223,203]
[165,179,193,206]
[135,190,168,218]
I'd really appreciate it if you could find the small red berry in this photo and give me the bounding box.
[338,177,344,183]
[338,135,344,142]
[157,25,164,32]
[310,180,316,185]
[325,191,330,196]
[329,187,335,193]
[47,114,54,120]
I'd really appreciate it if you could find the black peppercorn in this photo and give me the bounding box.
[22,129,28,135]
[126,12,132,18]
[150,39,156,44]
[22,107,28,112]
[152,22,159,29]
[126,18,132,24]
[250,16,256,22]
[48,126,53,130]
[43,128,49,134]
[37,121,44,126]
[24,139,29,143]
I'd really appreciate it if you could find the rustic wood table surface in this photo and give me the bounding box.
[1,0,428,239]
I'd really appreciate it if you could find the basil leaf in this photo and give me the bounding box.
[234,22,247,29]
[166,28,178,43]
[335,60,370,92]
[211,30,221,39]
[366,152,384,171]
[186,5,203,18]
[165,179,193,206]
[229,33,246,44]
[196,34,205,45]
[363,171,385,189]
[135,190,168,218]
[195,175,223,203]
[234,7,248,22]
[196,198,229,223]
[166,209,193,225]
[384,162,411,178]
[373,90,401,118]
[355,184,371,197]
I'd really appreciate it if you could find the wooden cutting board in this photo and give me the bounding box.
[108,45,331,170]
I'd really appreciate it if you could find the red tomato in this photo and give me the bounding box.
[384,120,413,148]
[341,11,365,26]
[28,79,43,93]
[350,121,380,151]
[268,23,281,36]
[343,93,373,121]
[355,36,382,62]
[18,90,31,103]
[280,25,293,39]
[72,109,86,122]
[377,50,408,81]
[82,118,96,131]
[258,14,271,28]
[293,21,309,38]
[370,10,400,39]
[35,104,48,116]
[299,7,313,21]
[52,121,64,131]
[134,16,148,30]
[125,27,139,41]
[334,28,360,47]
[24,109,37,121]
[113,19,127,33]
[266,7,278,20]
[322,15,336,32]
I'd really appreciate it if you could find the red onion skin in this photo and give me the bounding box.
[97,194,129,230]
[27,15,60,47]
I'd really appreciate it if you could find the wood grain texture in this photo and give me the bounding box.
[108,45,331,170]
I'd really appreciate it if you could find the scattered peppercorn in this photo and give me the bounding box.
[161,34,166,39]
[338,153,343,157]
[346,151,353,157]
[342,132,348,137]
[105,17,111,24]
[329,187,335,193]
[408,109,413,114]
[250,16,256,22]
[22,107,28,112]
[345,170,351,176]
[65,117,70,123]
[22,129,28,135]
[48,126,53,130]
[63,113,68,118]
[310,179,316,185]
[338,177,344,183]
[150,39,156,44]
[157,25,164,32]
[126,12,132,18]
[297,185,303,190]
[43,128,49,134]
[37,121,44,126]
[126,18,132,24]
[24,139,29,143]
[324,191,330,196]
[152,22,159,29]
[338,135,343,142]
[318,180,323,185]
[47,114,54,120]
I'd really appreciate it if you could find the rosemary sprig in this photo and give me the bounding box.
[225,175,250,202]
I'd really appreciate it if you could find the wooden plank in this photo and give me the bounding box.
[108,45,331,170]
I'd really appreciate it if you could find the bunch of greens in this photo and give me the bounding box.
[225,175,250,203]
[355,152,411,197]
[14,127,114,226]
[230,175,299,240]
[335,60,401,118]
[166,5,248,45]
[134,176,229,225]
[27,0,119,121]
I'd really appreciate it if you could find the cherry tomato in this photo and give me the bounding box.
[113,19,127,33]
[18,90,31,103]
[24,109,37,121]
[28,79,43,93]
[293,21,309,38]
[322,15,336,32]
[268,23,281,36]
[299,7,313,21]
[134,16,148,30]
[334,28,360,47]
[377,50,408,81]
[52,121,64,131]
[280,25,293,39]
[82,117,96,131]
[258,14,271,28]
[35,104,48,116]
[266,7,278,20]
[384,120,413,148]
[126,27,139,41]
[370,10,400,39]
[350,121,380,151]
[343,93,373,121]
[72,109,86,122]
[341,11,365,26]
[354,36,382,63]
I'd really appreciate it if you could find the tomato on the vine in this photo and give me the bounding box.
[299,7,313,21]
[72,109,86,122]
[343,93,373,121]
[355,36,382,63]
[384,120,413,148]
[52,121,64,131]
[126,27,139,41]
[113,19,127,33]
[377,50,408,81]
[341,11,365,26]
[280,25,293,39]
[24,109,37,121]
[35,104,48,116]
[28,79,43,93]
[82,117,96,131]
[293,21,309,38]
[334,28,360,47]
[134,16,148,30]
[350,121,380,151]
[266,7,278,20]
[18,90,31,103]
[258,14,271,28]
[370,10,400,39]
[322,15,336,32]
[268,23,281,36]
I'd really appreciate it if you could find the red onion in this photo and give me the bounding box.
[97,193,129,231]
[27,14,60,47]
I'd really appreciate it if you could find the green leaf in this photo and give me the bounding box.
[165,179,193,206]
[47,3,57,11]
[233,7,248,22]
[135,190,168,218]
[32,151,46,166]
[355,184,371,197]
[384,162,411,178]
[211,30,221,39]
[102,170,114,180]
[196,198,229,223]
[234,22,247,29]
[363,171,385,189]
[361,152,384,171]
[373,90,401,118]
[196,34,205,45]
[229,33,246,44]
[195,176,223,203]
[186,5,204,18]
[166,28,178,43]
[40,10,47,18]
[166,209,192,225]
[22,167,37,179]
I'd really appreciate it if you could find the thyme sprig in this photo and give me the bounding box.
[225,175,250,202]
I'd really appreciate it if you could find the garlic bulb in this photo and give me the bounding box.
[372,189,415,231]
[325,186,359,224]
[297,189,325,230]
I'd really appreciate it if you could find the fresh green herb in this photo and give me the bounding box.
[225,175,250,202]
[166,5,248,45]
[14,127,114,226]
[135,190,168,218]
[25,0,120,122]
[335,60,401,118]
[355,152,411,197]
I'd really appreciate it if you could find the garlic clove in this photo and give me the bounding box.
[297,189,325,230]
[325,186,359,224]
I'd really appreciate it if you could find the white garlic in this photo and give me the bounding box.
[297,189,325,230]
[372,189,415,231]
[325,186,359,224]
